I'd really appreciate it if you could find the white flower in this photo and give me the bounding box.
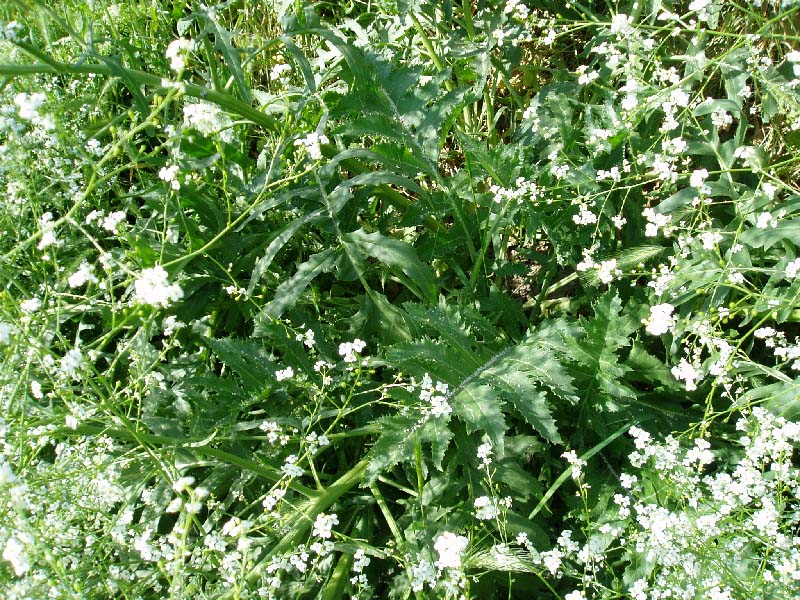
[573,205,598,225]
[312,513,339,539]
[294,131,329,161]
[610,13,633,36]
[671,357,701,391]
[643,207,671,237]
[159,164,181,190]
[269,63,291,81]
[562,450,587,480]
[183,102,234,143]
[434,532,469,569]
[0,459,16,485]
[756,211,777,229]
[597,259,620,285]
[37,212,58,250]
[166,38,195,72]
[134,266,184,308]
[102,210,127,231]
[275,366,294,381]
[474,496,500,520]
[643,303,676,336]
[700,231,722,250]
[14,92,46,120]
[60,348,85,379]
[68,261,99,288]
[282,454,304,478]
[173,475,195,493]
[410,559,437,592]
[477,442,493,466]
[711,108,733,129]
[785,258,800,280]
[20,297,41,313]
[564,592,586,600]
[295,328,315,348]
[339,339,366,363]
[0,321,13,345]
[3,536,30,576]
[690,169,709,188]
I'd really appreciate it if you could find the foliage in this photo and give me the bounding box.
[1,0,800,598]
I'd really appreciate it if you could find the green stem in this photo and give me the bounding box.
[218,459,369,599]
[0,61,278,132]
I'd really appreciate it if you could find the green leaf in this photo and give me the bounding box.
[740,379,800,419]
[247,208,325,296]
[564,293,638,403]
[343,228,437,303]
[740,219,800,250]
[201,10,251,104]
[454,382,507,454]
[625,343,676,388]
[207,338,276,393]
[258,248,339,320]
[483,364,562,444]
[363,412,452,485]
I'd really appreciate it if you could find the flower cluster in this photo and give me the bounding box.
[134,266,184,308]
[418,373,451,418]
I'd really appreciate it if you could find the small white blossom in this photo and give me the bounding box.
[166,38,195,72]
[562,450,587,480]
[3,536,31,576]
[312,513,339,539]
[14,92,46,120]
[434,532,469,569]
[275,366,294,382]
[339,339,366,363]
[0,321,13,345]
[643,303,676,336]
[68,262,99,288]
[60,348,85,379]
[102,210,127,231]
[294,131,329,161]
[785,258,800,280]
[134,266,184,308]
[477,442,493,467]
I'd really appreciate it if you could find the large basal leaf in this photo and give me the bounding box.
[482,363,562,444]
[453,382,507,455]
[564,293,638,402]
[363,411,453,485]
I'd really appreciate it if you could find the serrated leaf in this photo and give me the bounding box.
[247,208,325,295]
[625,343,677,387]
[363,412,452,485]
[259,248,338,320]
[207,338,275,393]
[483,363,562,444]
[344,228,437,303]
[403,301,495,364]
[385,339,474,382]
[453,382,507,454]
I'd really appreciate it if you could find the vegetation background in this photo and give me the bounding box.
[1,0,799,598]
